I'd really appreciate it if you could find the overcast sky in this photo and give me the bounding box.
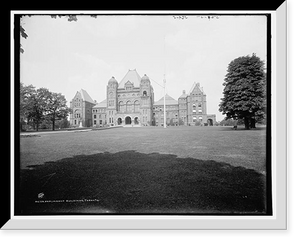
[20,14,267,121]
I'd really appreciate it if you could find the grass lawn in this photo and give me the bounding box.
[18,126,268,215]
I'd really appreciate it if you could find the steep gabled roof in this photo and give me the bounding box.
[154,94,178,106]
[93,99,107,108]
[79,89,95,104]
[189,82,205,95]
[118,69,141,88]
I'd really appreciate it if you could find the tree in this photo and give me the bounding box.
[27,88,53,131]
[45,92,70,131]
[20,83,36,130]
[219,54,266,129]
[20,83,71,131]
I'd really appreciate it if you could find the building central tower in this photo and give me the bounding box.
[104,69,154,126]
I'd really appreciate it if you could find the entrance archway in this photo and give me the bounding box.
[125,116,132,125]
[207,119,213,126]
[117,118,122,125]
[134,117,139,125]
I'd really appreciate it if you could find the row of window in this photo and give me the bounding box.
[92,109,105,113]
[94,120,103,125]
[154,112,178,117]
[193,116,203,121]
[94,114,106,119]
[193,103,202,108]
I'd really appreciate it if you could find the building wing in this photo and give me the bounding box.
[154,94,178,106]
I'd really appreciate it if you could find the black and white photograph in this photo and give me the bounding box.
[15,12,271,217]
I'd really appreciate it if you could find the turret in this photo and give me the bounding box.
[107,76,118,125]
[140,74,153,126]
[140,74,151,97]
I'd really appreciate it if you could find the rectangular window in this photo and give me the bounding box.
[94,120,96,125]
[100,120,102,124]
[193,116,197,122]
[94,115,96,119]
[74,120,76,125]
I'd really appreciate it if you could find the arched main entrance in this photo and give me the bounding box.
[117,118,122,125]
[125,116,132,125]
[207,119,213,126]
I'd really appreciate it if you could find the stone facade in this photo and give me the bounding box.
[69,89,96,127]
[153,83,216,126]
[70,69,216,128]
[105,69,154,127]
[153,94,179,126]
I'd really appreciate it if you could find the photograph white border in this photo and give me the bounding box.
[5,3,287,229]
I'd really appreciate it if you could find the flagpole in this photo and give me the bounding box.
[163,35,166,128]
[163,75,166,128]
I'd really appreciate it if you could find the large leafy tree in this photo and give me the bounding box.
[219,54,266,129]
[26,88,52,131]
[20,84,71,131]
[20,83,35,119]
[45,92,70,131]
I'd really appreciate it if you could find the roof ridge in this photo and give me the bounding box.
[80,89,95,104]
[154,93,178,106]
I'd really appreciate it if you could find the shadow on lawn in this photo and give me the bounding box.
[18,150,267,215]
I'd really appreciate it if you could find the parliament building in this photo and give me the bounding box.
[69,69,216,128]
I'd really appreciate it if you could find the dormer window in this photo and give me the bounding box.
[125,80,133,90]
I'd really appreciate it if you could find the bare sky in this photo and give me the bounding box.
[20,14,267,121]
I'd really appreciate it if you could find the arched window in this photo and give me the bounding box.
[74,109,81,118]
[126,100,132,112]
[119,101,124,112]
[134,100,140,112]
[143,91,147,96]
